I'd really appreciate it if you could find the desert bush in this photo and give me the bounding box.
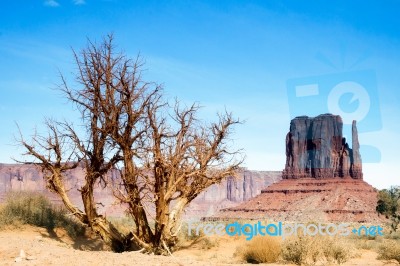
[323,238,353,265]
[281,236,320,266]
[239,236,281,264]
[0,192,85,237]
[281,236,354,266]
[384,230,400,240]
[354,239,375,250]
[199,237,218,250]
[377,240,400,263]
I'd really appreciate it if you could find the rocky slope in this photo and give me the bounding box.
[216,178,382,222]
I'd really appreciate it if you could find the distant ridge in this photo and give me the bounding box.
[0,163,281,219]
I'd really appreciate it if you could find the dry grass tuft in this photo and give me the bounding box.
[0,192,85,238]
[377,240,400,263]
[238,236,281,264]
[281,236,354,266]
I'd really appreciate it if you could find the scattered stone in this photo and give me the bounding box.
[19,249,26,259]
[14,249,36,262]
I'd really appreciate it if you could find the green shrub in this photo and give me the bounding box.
[0,192,85,238]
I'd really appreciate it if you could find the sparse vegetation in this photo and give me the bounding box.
[281,236,318,266]
[353,239,376,250]
[240,236,281,264]
[323,239,353,265]
[281,236,354,266]
[198,237,218,250]
[376,186,400,232]
[377,240,400,263]
[349,230,383,251]
[236,235,355,265]
[384,230,400,240]
[0,192,85,238]
[0,209,398,265]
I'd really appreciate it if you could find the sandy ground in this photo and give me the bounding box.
[0,226,398,266]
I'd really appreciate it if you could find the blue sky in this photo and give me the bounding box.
[0,0,399,188]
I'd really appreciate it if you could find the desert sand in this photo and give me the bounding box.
[0,225,398,266]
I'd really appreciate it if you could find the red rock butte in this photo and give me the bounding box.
[214,114,383,223]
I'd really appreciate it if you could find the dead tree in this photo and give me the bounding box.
[111,98,243,253]
[17,34,243,253]
[154,104,242,248]
[17,120,128,251]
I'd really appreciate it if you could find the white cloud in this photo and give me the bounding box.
[44,0,60,7]
[73,0,86,5]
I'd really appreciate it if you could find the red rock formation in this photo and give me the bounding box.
[283,114,362,179]
[350,120,363,179]
[214,114,381,223]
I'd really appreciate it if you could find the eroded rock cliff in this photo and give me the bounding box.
[187,170,281,217]
[214,114,381,223]
[282,114,362,179]
[0,164,281,218]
